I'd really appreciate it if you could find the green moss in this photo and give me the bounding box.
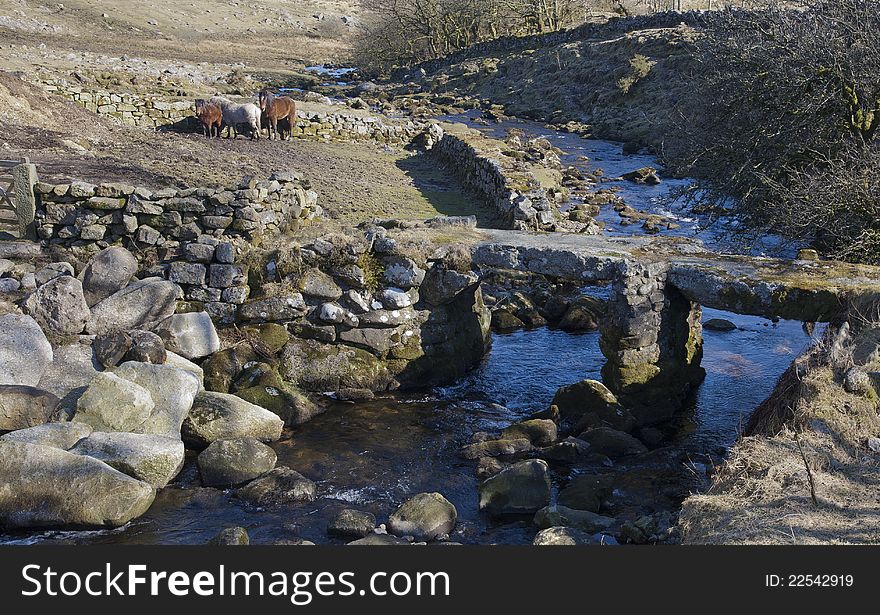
[241,323,290,354]
[357,252,385,294]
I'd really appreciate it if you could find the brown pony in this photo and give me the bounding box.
[258,90,296,140]
[194,99,223,138]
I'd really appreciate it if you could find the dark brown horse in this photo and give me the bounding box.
[258,90,296,140]
[194,99,223,138]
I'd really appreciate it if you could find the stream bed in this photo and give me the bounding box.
[0,308,815,545]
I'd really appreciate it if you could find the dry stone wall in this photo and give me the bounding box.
[429,124,557,231]
[31,172,319,324]
[35,77,425,143]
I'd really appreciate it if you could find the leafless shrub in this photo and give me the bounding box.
[664,1,880,263]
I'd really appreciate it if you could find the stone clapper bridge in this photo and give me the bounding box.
[474,229,880,426]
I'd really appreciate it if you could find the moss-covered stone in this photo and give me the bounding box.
[235,383,321,426]
[202,345,258,393]
[280,338,394,392]
[241,323,290,355]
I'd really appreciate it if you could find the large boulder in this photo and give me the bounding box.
[280,338,393,392]
[151,312,220,360]
[328,509,376,539]
[202,346,258,393]
[236,467,317,506]
[71,432,185,488]
[25,276,91,336]
[37,341,101,405]
[0,440,155,528]
[500,419,557,447]
[0,385,60,430]
[125,330,167,364]
[551,379,635,433]
[164,351,205,386]
[478,459,551,516]
[94,330,133,368]
[73,372,155,432]
[557,296,604,332]
[182,391,284,447]
[113,362,201,438]
[387,492,457,541]
[197,437,277,487]
[232,364,321,425]
[420,266,479,306]
[1,422,92,450]
[79,246,138,307]
[0,314,52,387]
[86,279,179,335]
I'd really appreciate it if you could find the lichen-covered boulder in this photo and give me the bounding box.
[114,362,201,438]
[79,246,138,307]
[71,432,185,488]
[387,492,457,541]
[86,279,179,335]
[551,379,635,433]
[280,338,394,392]
[0,314,52,387]
[73,372,155,433]
[25,275,90,336]
[500,419,557,447]
[151,311,220,360]
[182,391,284,447]
[328,509,376,539]
[0,440,155,528]
[197,437,277,487]
[1,422,92,450]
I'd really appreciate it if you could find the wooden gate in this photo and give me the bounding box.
[0,158,38,240]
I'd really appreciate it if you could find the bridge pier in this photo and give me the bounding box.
[599,261,705,426]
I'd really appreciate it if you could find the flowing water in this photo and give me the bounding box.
[0,308,816,545]
[442,110,796,257]
[0,111,817,545]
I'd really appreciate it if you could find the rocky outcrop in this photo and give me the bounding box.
[0,440,155,529]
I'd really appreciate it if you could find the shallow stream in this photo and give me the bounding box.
[0,110,818,545]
